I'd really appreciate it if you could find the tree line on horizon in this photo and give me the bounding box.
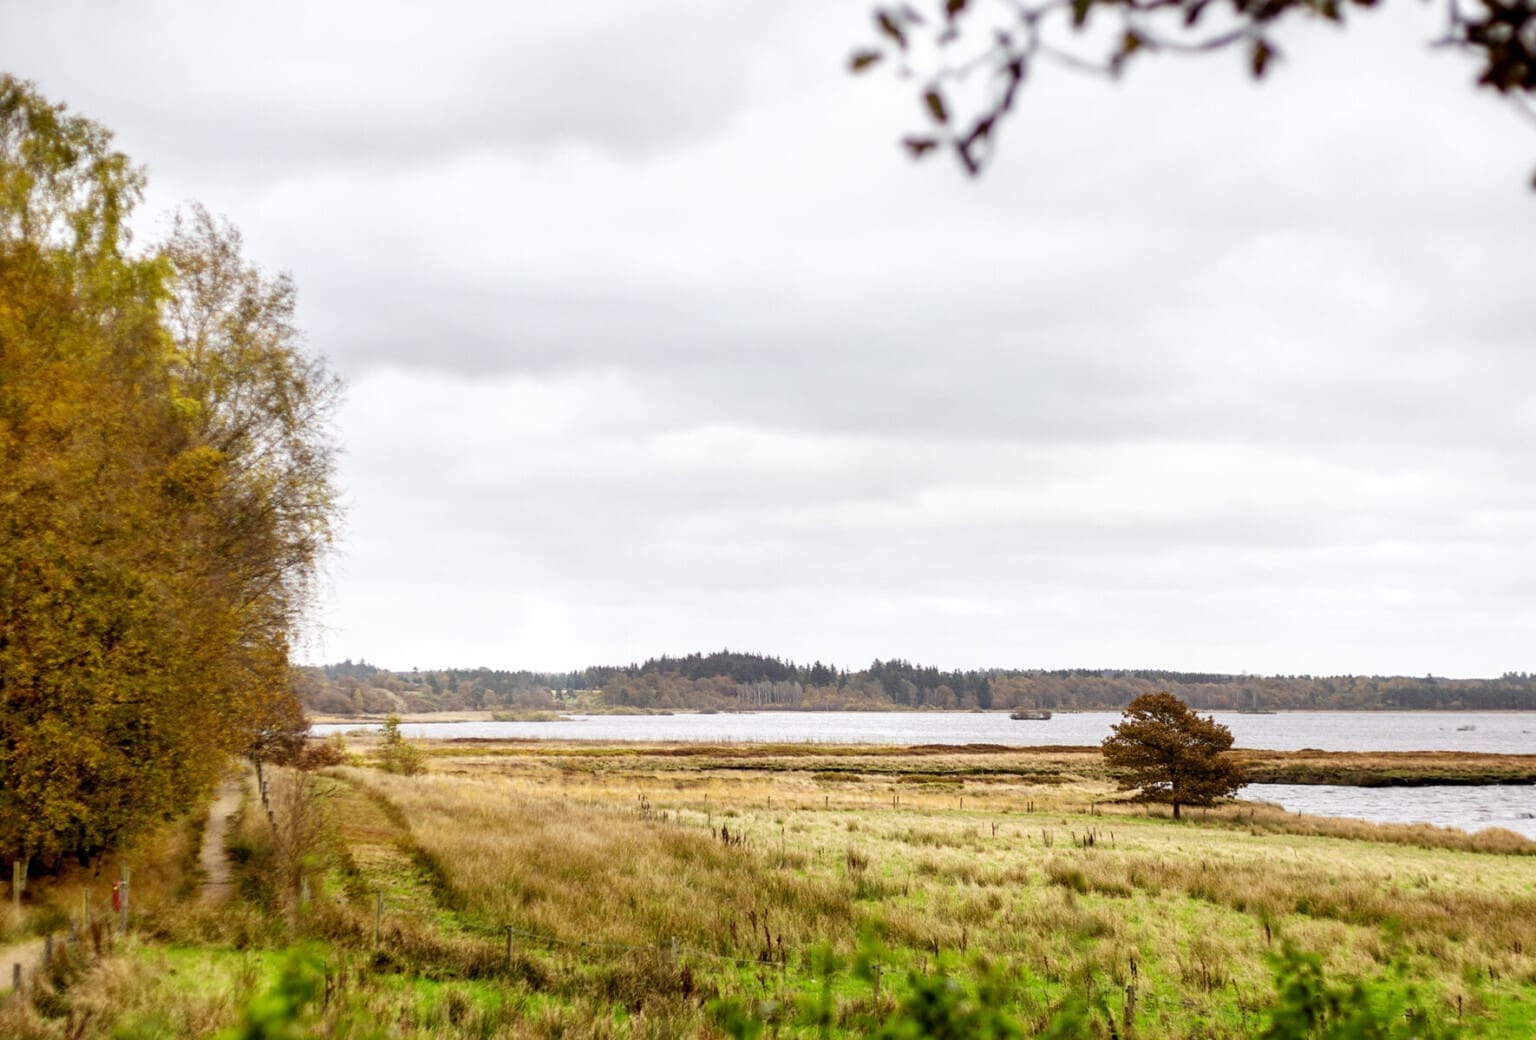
[299,651,1536,716]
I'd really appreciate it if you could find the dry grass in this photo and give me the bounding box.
[1,795,207,948]
[9,741,1536,1038]
[1233,749,1536,786]
[305,745,1536,1036]
[342,768,857,958]
[415,737,1536,785]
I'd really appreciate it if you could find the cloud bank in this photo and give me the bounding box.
[6,0,1533,674]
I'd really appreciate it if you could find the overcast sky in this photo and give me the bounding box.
[6,1,1533,676]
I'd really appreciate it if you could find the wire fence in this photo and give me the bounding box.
[362,890,1191,1020]
[371,894,794,970]
[3,891,127,1002]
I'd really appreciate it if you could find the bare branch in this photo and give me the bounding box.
[852,0,1536,183]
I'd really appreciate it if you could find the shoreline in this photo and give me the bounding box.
[312,728,1536,788]
[307,705,1536,726]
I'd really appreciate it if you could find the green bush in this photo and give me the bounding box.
[376,716,424,776]
[712,940,1456,1040]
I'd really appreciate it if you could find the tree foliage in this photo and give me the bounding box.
[851,0,1536,184]
[1101,691,1243,817]
[376,715,424,776]
[0,76,339,868]
[300,655,1536,715]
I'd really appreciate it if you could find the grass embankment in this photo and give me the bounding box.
[1233,749,1536,786]
[419,737,1536,787]
[5,743,1536,1037]
[345,745,1536,1036]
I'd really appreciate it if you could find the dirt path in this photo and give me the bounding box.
[1,780,242,996]
[199,777,243,905]
[0,935,45,995]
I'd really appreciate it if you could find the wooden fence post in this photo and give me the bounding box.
[374,891,383,946]
[118,865,131,933]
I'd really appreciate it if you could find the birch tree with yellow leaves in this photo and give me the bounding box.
[0,76,340,870]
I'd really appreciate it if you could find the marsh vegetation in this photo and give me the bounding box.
[3,738,1534,1037]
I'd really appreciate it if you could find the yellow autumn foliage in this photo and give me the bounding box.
[0,76,339,868]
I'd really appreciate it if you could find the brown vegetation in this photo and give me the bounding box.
[5,740,1534,1037]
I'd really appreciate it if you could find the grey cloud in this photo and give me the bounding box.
[3,0,825,180]
[9,0,1534,674]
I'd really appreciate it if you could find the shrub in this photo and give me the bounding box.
[376,716,424,776]
[293,736,348,771]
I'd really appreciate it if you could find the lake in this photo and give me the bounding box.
[1241,782,1536,840]
[313,710,1536,838]
[315,709,1536,753]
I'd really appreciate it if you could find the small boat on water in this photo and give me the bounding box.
[1009,709,1052,721]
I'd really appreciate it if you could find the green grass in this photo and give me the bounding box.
[317,752,1536,1036]
[6,745,1535,1037]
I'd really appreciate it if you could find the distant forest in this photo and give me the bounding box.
[296,651,1536,715]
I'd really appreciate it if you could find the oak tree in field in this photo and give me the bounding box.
[1101,692,1243,818]
[851,0,1536,183]
[0,76,338,869]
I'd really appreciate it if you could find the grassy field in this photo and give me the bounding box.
[3,739,1534,1037]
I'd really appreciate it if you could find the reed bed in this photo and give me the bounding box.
[322,746,1536,1036]
[9,742,1535,1038]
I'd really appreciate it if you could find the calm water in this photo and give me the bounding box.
[1244,783,1536,840]
[314,711,1536,837]
[316,709,1536,753]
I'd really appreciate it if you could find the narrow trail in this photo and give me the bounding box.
[0,935,45,995]
[199,777,243,905]
[2,777,241,996]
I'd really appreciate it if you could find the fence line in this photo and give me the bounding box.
[359,889,1175,1017]
[3,892,124,1004]
[370,892,792,970]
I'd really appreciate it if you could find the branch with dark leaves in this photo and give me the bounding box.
[851,0,1536,184]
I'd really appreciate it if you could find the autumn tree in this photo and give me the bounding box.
[159,204,341,767]
[851,0,1536,184]
[0,76,339,869]
[1101,692,1243,818]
